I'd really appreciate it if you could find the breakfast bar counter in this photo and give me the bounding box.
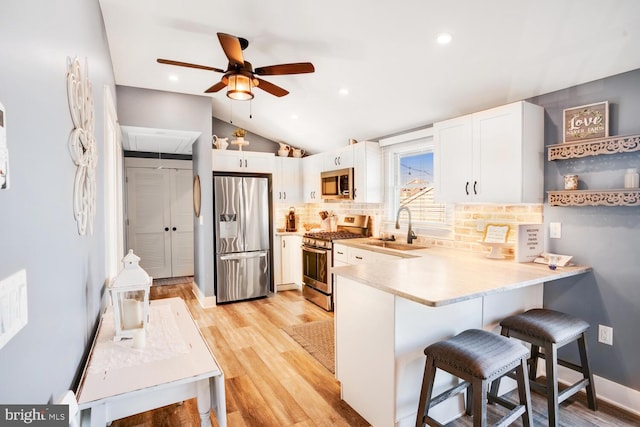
[332,243,591,307]
[332,244,591,427]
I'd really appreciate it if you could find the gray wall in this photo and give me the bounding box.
[529,68,640,390]
[213,117,286,154]
[117,85,212,136]
[116,86,213,297]
[0,0,115,402]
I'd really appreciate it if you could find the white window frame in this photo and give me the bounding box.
[382,134,454,239]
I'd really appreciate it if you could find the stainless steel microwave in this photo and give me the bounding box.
[321,168,353,200]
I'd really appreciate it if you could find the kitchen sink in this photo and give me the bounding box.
[362,240,427,251]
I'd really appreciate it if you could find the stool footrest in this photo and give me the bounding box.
[494,405,526,427]
[428,381,470,409]
[558,378,590,404]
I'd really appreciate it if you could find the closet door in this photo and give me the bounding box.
[169,169,195,277]
[126,164,194,279]
[126,167,172,278]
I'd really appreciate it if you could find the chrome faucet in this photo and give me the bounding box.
[395,206,417,244]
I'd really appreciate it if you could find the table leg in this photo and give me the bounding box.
[210,373,227,427]
[196,378,212,427]
[81,404,106,427]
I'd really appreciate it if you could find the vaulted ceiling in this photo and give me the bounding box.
[100,0,640,154]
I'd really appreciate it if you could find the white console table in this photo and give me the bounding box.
[76,297,226,427]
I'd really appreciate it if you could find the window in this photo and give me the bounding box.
[383,136,452,233]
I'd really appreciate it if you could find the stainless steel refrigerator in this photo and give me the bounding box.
[214,174,272,303]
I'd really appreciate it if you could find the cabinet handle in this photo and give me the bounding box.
[338,156,341,165]
[337,251,344,255]
[473,181,478,195]
[355,256,363,260]
[244,159,248,168]
[164,227,169,231]
[239,159,243,168]
[283,240,286,248]
[334,157,338,166]
[283,192,286,200]
[465,181,469,195]
[353,188,357,199]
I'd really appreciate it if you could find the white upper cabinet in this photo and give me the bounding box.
[434,101,544,204]
[212,150,274,173]
[302,154,323,203]
[352,141,382,203]
[274,157,302,203]
[323,145,354,171]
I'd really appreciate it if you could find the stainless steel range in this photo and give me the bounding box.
[301,214,369,311]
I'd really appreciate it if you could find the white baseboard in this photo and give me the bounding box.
[535,360,640,416]
[191,280,216,308]
[277,283,301,292]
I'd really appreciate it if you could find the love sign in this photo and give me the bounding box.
[563,101,609,143]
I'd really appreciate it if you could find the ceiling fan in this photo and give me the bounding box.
[157,32,315,100]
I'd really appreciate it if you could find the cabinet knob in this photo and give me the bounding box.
[164,227,169,231]
[172,227,177,231]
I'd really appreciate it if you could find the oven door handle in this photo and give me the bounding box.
[302,245,328,254]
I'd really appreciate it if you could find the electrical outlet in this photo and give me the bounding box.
[550,222,562,239]
[598,324,613,345]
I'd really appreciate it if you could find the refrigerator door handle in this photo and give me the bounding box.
[220,252,268,261]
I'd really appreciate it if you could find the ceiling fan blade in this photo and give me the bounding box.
[157,58,224,73]
[254,62,315,76]
[204,81,227,93]
[255,77,289,97]
[217,33,244,67]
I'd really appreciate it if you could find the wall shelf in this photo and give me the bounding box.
[548,189,640,206]
[547,134,640,161]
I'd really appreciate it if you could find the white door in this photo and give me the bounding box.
[170,169,195,277]
[126,165,194,279]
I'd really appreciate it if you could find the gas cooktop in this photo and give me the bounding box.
[303,231,365,242]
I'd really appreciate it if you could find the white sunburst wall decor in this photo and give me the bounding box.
[66,57,97,235]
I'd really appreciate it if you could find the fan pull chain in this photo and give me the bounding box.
[229,100,233,124]
[250,99,252,119]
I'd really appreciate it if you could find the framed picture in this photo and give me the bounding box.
[563,101,609,143]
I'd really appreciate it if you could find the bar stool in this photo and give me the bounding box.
[416,329,533,427]
[492,308,598,426]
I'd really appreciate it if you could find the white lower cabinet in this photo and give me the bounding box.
[274,235,302,290]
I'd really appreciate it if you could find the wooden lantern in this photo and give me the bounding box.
[109,250,151,341]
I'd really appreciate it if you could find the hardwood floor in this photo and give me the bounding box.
[110,283,640,427]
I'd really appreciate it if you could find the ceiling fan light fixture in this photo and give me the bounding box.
[227,74,254,100]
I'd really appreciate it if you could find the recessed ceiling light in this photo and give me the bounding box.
[436,32,452,45]
[338,88,349,96]
[169,75,179,82]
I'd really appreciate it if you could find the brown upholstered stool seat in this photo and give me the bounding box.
[493,309,598,427]
[416,329,533,427]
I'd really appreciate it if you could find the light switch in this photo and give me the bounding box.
[0,269,28,350]
[550,222,562,239]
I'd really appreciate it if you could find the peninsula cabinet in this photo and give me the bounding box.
[274,157,301,203]
[434,101,544,203]
[212,149,274,173]
[302,154,323,202]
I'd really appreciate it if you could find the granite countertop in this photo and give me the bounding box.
[333,240,592,307]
